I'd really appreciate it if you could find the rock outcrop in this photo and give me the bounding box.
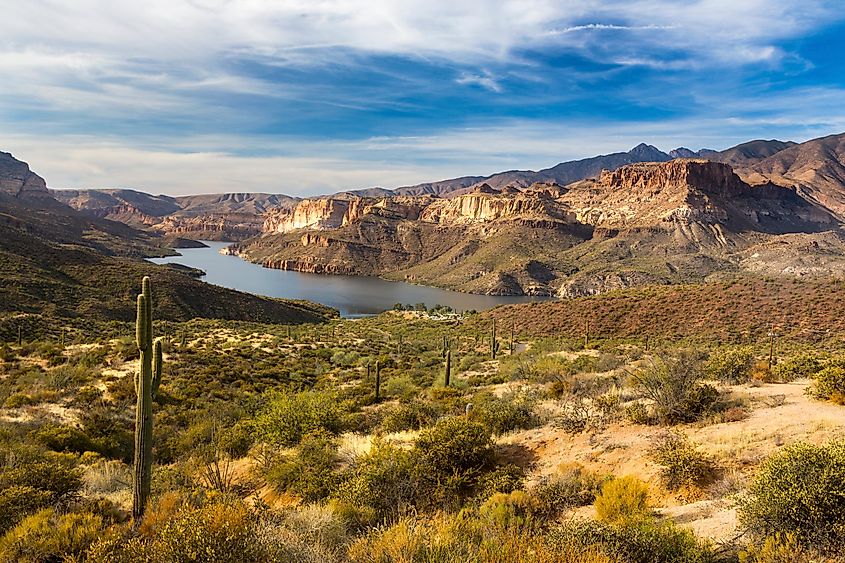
[237,158,844,297]
[0,152,50,198]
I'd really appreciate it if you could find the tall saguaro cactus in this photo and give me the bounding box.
[491,319,498,360]
[444,349,451,387]
[133,276,163,522]
[374,360,382,402]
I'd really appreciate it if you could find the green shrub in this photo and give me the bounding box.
[552,518,715,563]
[770,353,823,382]
[651,431,716,491]
[0,486,52,535]
[594,476,651,524]
[479,490,540,531]
[739,533,812,563]
[267,431,340,501]
[470,391,536,436]
[252,390,344,446]
[0,450,83,505]
[706,346,754,384]
[334,439,417,525]
[379,402,440,433]
[808,365,845,403]
[0,508,105,563]
[413,417,494,477]
[532,464,607,517]
[475,463,526,499]
[739,441,845,551]
[32,423,101,455]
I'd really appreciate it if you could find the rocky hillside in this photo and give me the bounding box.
[0,151,52,199]
[53,188,299,241]
[234,158,845,296]
[740,133,845,217]
[0,152,334,323]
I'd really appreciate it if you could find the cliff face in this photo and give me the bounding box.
[238,158,844,297]
[0,152,50,198]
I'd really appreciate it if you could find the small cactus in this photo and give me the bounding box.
[133,276,163,522]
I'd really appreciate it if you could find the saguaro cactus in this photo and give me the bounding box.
[491,319,498,360]
[374,360,382,402]
[444,349,451,387]
[133,276,163,522]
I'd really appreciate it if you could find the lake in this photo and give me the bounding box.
[149,242,552,317]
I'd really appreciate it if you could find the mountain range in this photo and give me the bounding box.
[8,131,845,297]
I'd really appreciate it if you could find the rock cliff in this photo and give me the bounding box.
[0,151,50,198]
[236,158,844,297]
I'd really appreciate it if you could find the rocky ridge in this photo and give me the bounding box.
[234,158,845,296]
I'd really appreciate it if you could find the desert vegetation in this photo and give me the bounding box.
[2,293,845,561]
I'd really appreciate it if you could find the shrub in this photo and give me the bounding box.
[630,353,718,424]
[739,441,845,551]
[0,451,83,504]
[267,431,340,501]
[0,508,104,563]
[770,353,822,383]
[532,463,607,517]
[475,464,526,499]
[594,476,651,525]
[334,439,417,525]
[706,346,753,384]
[379,402,440,433]
[413,417,494,477]
[739,533,812,563]
[252,390,344,446]
[347,512,616,563]
[479,490,540,531]
[808,365,845,403]
[470,391,536,436]
[0,486,52,535]
[32,423,101,455]
[651,431,716,491]
[412,417,495,509]
[551,518,715,563]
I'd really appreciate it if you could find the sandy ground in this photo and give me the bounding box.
[497,378,845,544]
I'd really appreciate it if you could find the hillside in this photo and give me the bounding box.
[234,159,845,296]
[53,188,300,241]
[0,153,334,325]
[741,132,845,217]
[482,276,845,341]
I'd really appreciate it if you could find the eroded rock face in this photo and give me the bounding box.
[0,152,50,198]
[420,190,570,225]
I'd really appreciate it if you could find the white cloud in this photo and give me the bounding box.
[456,71,502,93]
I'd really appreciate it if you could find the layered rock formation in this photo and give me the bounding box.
[235,158,845,296]
[0,151,50,198]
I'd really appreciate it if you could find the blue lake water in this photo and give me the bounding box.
[149,241,552,317]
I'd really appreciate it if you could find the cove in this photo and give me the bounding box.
[149,242,552,318]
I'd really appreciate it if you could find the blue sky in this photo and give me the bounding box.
[1,0,844,195]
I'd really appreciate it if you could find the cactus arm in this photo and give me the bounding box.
[152,338,163,399]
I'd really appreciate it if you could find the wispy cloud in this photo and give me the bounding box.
[0,1,843,194]
[456,71,502,93]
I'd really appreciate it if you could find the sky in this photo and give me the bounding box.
[1,1,845,196]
